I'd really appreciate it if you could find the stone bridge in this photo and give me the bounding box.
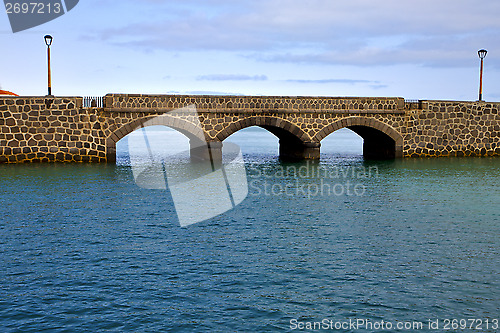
[0,94,499,163]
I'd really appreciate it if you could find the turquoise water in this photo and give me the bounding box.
[0,127,499,332]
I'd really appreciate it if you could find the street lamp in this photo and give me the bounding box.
[478,49,487,101]
[44,35,53,96]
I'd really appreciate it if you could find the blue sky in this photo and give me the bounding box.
[1,0,500,101]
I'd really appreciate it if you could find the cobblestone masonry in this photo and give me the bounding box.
[0,94,498,163]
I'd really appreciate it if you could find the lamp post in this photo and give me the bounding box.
[44,35,53,96]
[478,49,487,101]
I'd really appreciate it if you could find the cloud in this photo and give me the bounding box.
[88,0,500,68]
[286,79,374,84]
[255,31,500,68]
[185,90,246,95]
[167,90,245,95]
[369,84,388,90]
[197,74,268,81]
[285,78,388,90]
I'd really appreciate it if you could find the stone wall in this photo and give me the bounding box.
[0,97,107,163]
[0,94,499,163]
[105,94,403,112]
[403,101,500,157]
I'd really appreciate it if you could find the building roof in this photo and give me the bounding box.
[0,90,19,96]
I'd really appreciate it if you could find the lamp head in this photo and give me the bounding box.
[44,35,53,47]
[478,49,487,59]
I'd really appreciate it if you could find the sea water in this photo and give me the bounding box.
[0,127,498,332]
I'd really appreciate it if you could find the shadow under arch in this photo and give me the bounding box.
[216,117,318,160]
[106,115,208,162]
[313,117,403,159]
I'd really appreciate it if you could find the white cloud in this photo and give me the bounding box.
[185,90,246,95]
[286,79,375,84]
[88,0,500,68]
[197,74,268,81]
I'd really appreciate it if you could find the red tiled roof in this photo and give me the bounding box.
[0,90,19,96]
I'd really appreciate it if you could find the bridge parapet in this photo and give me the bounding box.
[104,94,404,113]
[0,96,82,110]
[1,95,499,163]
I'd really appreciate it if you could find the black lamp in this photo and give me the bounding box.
[44,35,53,96]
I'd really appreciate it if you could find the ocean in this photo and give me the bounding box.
[0,127,499,332]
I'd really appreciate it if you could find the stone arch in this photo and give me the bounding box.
[105,115,207,162]
[313,117,403,159]
[216,116,319,160]
[215,116,309,142]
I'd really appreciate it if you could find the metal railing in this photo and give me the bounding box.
[83,96,104,108]
[405,99,422,110]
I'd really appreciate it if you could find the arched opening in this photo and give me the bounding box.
[106,115,212,163]
[320,128,364,160]
[218,117,319,161]
[348,125,397,159]
[223,126,279,160]
[314,117,403,160]
[265,125,319,161]
[116,126,190,166]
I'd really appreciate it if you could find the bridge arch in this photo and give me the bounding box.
[216,117,309,142]
[313,117,403,159]
[106,115,207,162]
[217,117,318,160]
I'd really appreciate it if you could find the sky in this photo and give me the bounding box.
[1,0,500,101]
